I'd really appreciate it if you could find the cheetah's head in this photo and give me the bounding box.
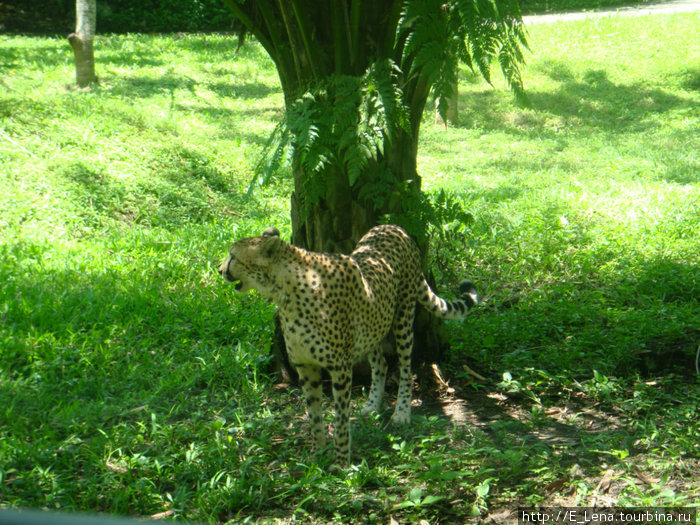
[219,227,281,296]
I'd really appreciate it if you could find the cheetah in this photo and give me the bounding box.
[219,224,477,466]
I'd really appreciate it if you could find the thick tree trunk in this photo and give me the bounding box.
[68,0,97,88]
[290,166,376,255]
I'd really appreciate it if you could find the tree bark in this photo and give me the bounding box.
[68,0,97,88]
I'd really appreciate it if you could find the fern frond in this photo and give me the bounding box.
[452,0,528,95]
[252,58,409,202]
[249,122,291,197]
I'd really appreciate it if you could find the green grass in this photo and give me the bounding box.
[520,0,663,14]
[421,15,699,377]
[1,13,699,524]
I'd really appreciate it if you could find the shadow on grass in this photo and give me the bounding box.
[103,75,280,108]
[471,184,524,203]
[0,244,278,510]
[173,35,270,64]
[420,379,632,461]
[53,145,246,227]
[173,102,279,145]
[461,63,694,134]
[105,73,198,98]
[532,66,688,130]
[0,230,278,428]
[97,50,166,69]
[100,76,280,146]
[469,257,699,372]
[95,34,268,69]
[679,67,700,92]
[345,367,642,514]
[0,263,210,415]
[207,81,279,100]
[0,40,69,69]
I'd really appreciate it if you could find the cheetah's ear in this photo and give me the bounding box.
[261,227,280,238]
[260,234,281,260]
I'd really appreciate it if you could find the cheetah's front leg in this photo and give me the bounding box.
[296,365,327,453]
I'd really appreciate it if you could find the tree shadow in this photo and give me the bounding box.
[347,365,643,507]
[97,50,165,69]
[0,166,283,419]
[171,102,281,145]
[103,74,280,102]
[472,185,523,203]
[104,73,198,98]
[653,128,699,184]
[207,81,278,100]
[172,35,270,64]
[57,151,279,240]
[470,256,699,376]
[529,64,689,131]
[420,381,632,463]
[679,67,700,92]
[460,62,694,135]
[0,40,70,69]
[630,258,700,305]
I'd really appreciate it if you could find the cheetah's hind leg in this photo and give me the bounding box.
[330,363,353,466]
[390,305,415,425]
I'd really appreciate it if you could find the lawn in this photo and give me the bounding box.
[1,12,699,524]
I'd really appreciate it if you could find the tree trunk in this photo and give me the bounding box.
[68,0,97,88]
[290,167,378,255]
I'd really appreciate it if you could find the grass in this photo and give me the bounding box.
[421,14,700,376]
[520,0,664,14]
[1,12,699,524]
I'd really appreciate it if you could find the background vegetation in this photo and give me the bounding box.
[2,0,235,34]
[2,0,662,34]
[1,7,699,524]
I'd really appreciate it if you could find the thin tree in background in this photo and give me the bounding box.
[68,0,97,87]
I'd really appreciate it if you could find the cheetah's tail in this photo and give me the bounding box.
[418,279,478,320]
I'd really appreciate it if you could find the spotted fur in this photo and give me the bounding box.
[219,224,477,465]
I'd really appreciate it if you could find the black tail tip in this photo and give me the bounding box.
[459,280,478,308]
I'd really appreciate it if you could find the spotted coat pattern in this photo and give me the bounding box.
[219,224,478,465]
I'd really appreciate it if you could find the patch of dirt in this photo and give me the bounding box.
[408,362,699,514]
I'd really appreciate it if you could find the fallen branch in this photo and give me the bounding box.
[462,364,487,382]
[432,363,455,395]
